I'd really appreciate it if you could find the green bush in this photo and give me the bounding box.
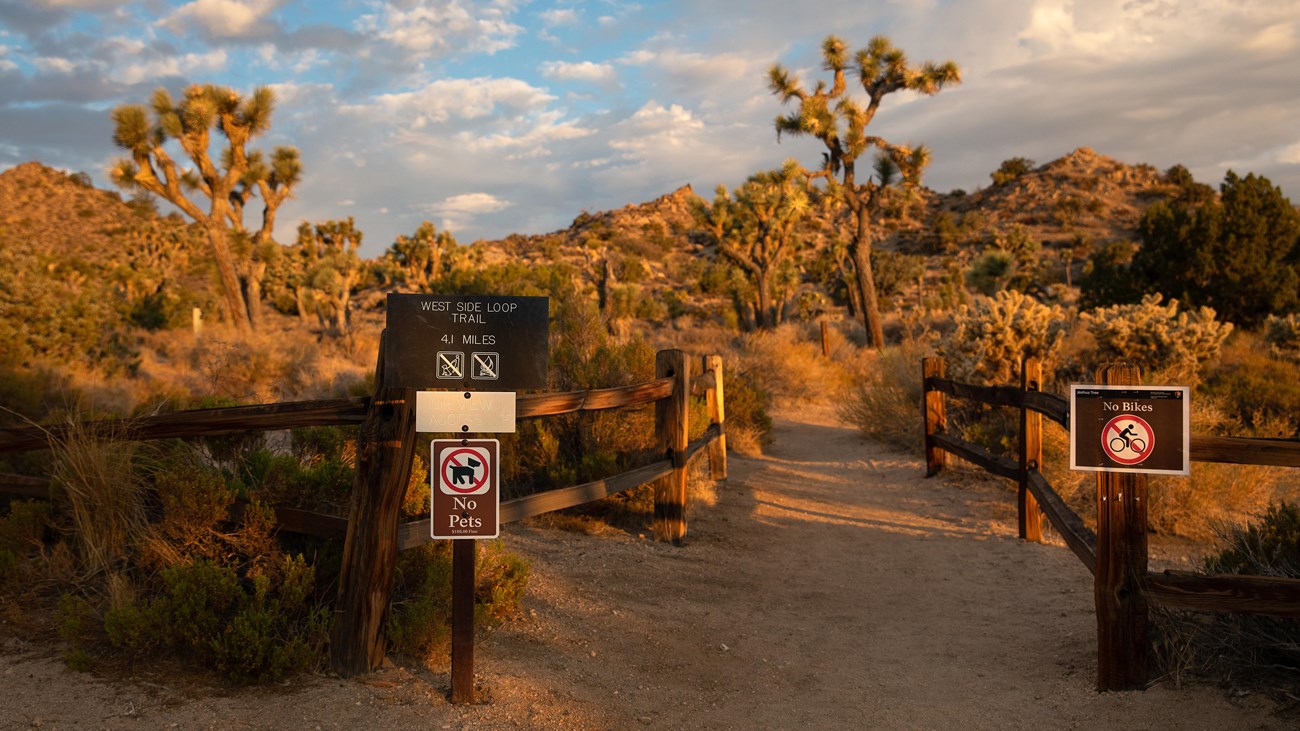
[1263,314,1300,361]
[991,157,1035,185]
[388,540,529,663]
[104,555,328,684]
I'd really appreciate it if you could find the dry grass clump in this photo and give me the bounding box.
[47,418,149,585]
[836,339,930,453]
[736,323,852,406]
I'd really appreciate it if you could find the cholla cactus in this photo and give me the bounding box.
[1080,294,1232,379]
[941,290,1067,384]
[1263,313,1300,361]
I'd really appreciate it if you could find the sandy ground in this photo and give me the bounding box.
[1,402,1291,730]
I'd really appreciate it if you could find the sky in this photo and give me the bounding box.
[2,0,1299,257]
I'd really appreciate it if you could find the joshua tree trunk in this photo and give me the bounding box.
[850,193,885,349]
[205,223,251,331]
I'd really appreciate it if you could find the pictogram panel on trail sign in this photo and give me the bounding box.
[432,439,499,539]
[1069,385,1190,476]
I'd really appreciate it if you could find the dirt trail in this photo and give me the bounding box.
[1,403,1289,729]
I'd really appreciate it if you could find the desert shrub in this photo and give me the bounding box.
[837,339,928,452]
[939,290,1068,385]
[718,359,773,456]
[0,500,50,584]
[1153,502,1300,694]
[1080,294,1232,382]
[966,249,1015,296]
[871,249,925,310]
[1078,240,1140,309]
[991,157,1035,186]
[1263,314,1300,361]
[736,323,848,405]
[1203,333,1300,437]
[387,539,530,664]
[103,555,329,684]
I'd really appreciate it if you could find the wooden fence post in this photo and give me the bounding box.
[331,332,418,677]
[821,321,830,357]
[654,349,689,544]
[1095,362,1149,692]
[1019,358,1044,543]
[922,356,947,477]
[705,354,726,481]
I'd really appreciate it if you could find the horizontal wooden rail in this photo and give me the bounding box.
[517,378,674,418]
[1190,436,1300,468]
[0,397,371,454]
[1026,470,1097,576]
[395,425,723,551]
[0,472,50,499]
[229,501,350,540]
[925,377,1069,427]
[0,380,678,456]
[1145,570,1300,617]
[928,433,1020,480]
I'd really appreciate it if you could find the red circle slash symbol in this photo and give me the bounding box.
[1102,414,1154,466]
[439,447,491,495]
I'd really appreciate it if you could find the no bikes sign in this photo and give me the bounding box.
[1070,386,1190,476]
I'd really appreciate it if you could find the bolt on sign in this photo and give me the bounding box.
[1069,385,1190,476]
[432,439,500,539]
[383,294,549,391]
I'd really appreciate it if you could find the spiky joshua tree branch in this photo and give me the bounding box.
[110,84,301,331]
[769,35,959,347]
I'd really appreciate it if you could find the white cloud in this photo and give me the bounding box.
[163,0,279,40]
[1280,142,1300,165]
[118,49,229,84]
[427,192,510,232]
[361,0,523,58]
[434,192,510,214]
[539,60,618,85]
[1244,22,1297,53]
[357,77,555,127]
[540,8,577,26]
[34,56,77,74]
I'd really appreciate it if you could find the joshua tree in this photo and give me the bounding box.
[110,84,301,331]
[770,35,959,347]
[695,160,812,329]
[294,218,364,335]
[383,221,458,291]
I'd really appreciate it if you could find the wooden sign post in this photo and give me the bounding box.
[1092,363,1150,692]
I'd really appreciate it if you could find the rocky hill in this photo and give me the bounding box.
[0,148,1185,364]
[943,147,1171,246]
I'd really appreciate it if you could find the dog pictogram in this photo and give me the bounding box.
[450,457,481,485]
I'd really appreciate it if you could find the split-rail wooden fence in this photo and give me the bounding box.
[922,355,1300,692]
[0,346,726,683]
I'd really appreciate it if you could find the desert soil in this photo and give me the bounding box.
[1,400,1291,730]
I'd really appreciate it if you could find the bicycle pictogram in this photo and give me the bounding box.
[1109,424,1147,455]
[1102,414,1154,466]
